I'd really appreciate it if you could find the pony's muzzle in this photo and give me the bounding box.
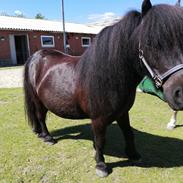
[173,86,183,108]
[163,71,183,111]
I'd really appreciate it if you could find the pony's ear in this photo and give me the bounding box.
[142,0,152,17]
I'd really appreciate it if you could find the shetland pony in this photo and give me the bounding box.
[24,0,183,177]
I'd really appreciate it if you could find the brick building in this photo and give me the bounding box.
[0,16,102,66]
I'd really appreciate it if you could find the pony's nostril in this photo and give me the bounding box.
[173,87,183,103]
[174,88,181,98]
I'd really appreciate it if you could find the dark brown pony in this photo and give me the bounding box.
[24,0,183,177]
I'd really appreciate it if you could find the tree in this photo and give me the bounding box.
[0,12,10,16]
[0,11,25,18]
[35,13,45,19]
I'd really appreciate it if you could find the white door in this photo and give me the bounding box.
[9,34,17,65]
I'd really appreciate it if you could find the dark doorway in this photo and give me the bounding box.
[14,35,29,65]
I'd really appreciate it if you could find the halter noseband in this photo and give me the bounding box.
[139,45,183,88]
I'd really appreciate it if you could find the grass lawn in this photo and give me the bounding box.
[0,66,23,70]
[0,88,183,183]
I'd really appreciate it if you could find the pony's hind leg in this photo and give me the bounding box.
[117,112,141,161]
[35,105,57,145]
[91,118,108,177]
[31,115,42,134]
[27,98,57,145]
[24,61,56,145]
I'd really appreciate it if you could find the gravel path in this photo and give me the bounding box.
[0,67,23,88]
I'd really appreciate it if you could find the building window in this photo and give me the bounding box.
[41,35,55,47]
[81,37,91,47]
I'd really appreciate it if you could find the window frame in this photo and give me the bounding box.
[41,35,55,48]
[81,37,91,47]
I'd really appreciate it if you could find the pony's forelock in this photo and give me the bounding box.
[140,4,183,70]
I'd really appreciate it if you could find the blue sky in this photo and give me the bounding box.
[0,0,179,23]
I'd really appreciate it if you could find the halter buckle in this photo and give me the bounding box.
[153,75,163,88]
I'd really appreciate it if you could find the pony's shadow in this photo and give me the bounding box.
[51,123,183,170]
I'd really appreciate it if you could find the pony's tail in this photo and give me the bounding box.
[23,56,38,131]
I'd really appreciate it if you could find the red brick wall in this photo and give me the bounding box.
[28,31,95,56]
[28,31,64,54]
[67,33,95,56]
[0,31,11,61]
[0,29,96,65]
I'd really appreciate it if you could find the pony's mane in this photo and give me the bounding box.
[140,4,183,70]
[77,10,141,117]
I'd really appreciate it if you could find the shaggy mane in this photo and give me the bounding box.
[77,11,141,117]
[76,4,183,118]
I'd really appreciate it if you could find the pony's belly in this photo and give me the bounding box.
[49,103,88,119]
[51,109,88,119]
[41,92,88,119]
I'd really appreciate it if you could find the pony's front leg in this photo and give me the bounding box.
[167,110,177,130]
[91,118,108,177]
[117,112,141,161]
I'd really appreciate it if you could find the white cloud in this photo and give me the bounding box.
[87,12,121,26]
[14,10,23,16]
[88,12,120,21]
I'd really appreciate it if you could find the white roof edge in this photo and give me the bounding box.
[0,16,103,34]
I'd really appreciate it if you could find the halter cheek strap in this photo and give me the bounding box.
[139,46,183,88]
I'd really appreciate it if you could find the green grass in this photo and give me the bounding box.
[0,66,23,70]
[0,88,183,183]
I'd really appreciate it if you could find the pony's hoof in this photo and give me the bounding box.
[167,124,175,130]
[38,134,57,145]
[96,162,108,178]
[44,138,57,145]
[44,136,57,145]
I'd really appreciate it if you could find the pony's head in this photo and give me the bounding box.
[139,0,183,110]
